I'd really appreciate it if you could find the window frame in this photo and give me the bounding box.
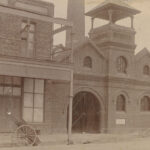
[140,96,150,112]
[23,78,45,123]
[21,21,36,57]
[0,75,22,97]
[116,94,126,112]
[116,56,127,74]
[143,65,150,76]
[83,56,93,69]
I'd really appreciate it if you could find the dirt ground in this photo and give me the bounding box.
[0,133,150,150]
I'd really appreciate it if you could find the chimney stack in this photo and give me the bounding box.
[66,0,85,48]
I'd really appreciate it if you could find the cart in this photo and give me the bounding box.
[7,112,40,146]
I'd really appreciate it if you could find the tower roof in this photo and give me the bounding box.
[85,0,140,22]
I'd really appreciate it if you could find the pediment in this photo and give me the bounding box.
[135,48,150,61]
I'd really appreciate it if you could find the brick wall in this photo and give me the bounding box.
[43,80,70,134]
[0,2,54,60]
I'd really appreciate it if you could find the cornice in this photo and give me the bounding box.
[74,73,150,87]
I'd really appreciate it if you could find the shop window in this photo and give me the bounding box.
[83,56,92,68]
[0,76,21,96]
[141,96,150,111]
[23,78,44,123]
[143,65,150,76]
[116,56,127,73]
[116,95,126,112]
[21,21,36,57]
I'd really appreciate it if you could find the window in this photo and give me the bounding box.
[141,96,150,111]
[21,21,36,57]
[0,76,22,96]
[116,56,127,73]
[143,65,150,75]
[83,56,92,68]
[116,95,126,112]
[23,78,44,123]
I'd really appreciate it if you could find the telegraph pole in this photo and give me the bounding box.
[67,28,74,145]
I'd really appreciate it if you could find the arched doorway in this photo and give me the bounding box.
[72,91,101,133]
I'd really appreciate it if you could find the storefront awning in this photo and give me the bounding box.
[0,58,72,82]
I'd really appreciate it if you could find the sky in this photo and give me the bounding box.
[42,0,150,54]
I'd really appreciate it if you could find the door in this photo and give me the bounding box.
[72,92,101,133]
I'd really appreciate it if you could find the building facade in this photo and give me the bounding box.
[65,0,150,134]
[0,0,72,134]
[1,0,150,135]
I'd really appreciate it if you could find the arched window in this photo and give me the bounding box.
[83,56,92,68]
[116,56,127,73]
[143,65,150,75]
[141,96,150,111]
[116,95,126,112]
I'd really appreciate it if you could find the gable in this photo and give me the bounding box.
[73,42,106,76]
[74,39,105,60]
[135,48,150,62]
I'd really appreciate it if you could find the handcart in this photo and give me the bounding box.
[7,112,40,146]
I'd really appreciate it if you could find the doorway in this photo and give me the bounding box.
[72,91,101,133]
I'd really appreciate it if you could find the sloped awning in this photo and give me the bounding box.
[0,57,72,82]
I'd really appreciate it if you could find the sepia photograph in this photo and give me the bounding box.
[0,0,150,150]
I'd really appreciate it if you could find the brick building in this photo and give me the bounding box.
[64,0,150,134]
[1,0,150,135]
[0,0,72,134]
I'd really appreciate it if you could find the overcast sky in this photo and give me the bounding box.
[42,0,150,54]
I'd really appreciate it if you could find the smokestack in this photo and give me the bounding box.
[66,0,85,48]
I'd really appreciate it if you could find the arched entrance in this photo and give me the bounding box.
[72,91,101,133]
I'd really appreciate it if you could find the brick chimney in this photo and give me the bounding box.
[66,0,85,48]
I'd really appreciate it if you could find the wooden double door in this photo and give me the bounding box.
[72,92,101,133]
[0,96,21,132]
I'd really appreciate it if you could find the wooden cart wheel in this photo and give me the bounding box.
[12,125,37,146]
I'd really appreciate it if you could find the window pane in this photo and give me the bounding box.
[21,32,28,40]
[23,108,33,122]
[24,93,33,107]
[34,94,44,108]
[4,76,12,85]
[13,77,21,86]
[141,96,150,111]
[21,22,27,29]
[0,86,3,95]
[34,79,44,94]
[4,87,12,95]
[0,76,4,84]
[30,24,35,32]
[13,87,21,96]
[24,78,34,92]
[116,95,126,111]
[28,33,34,42]
[84,56,92,68]
[33,108,43,122]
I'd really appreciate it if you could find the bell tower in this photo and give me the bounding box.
[66,0,85,48]
[85,0,141,133]
[85,0,140,53]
